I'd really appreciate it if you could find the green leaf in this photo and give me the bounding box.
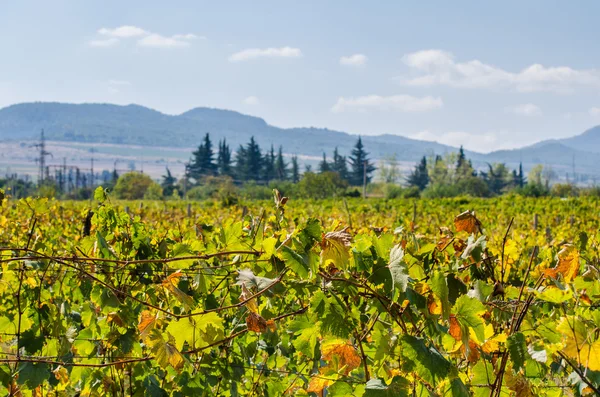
[94,186,107,202]
[430,271,450,320]
[17,362,50,389]
[167,313,224,351]
[364,377,410,397]
[290,319,319,359]
[453,295,486,343]
[328,381,355,396]
[389,244,409,293]
[507,333,527,372]
[280,246,309,278]
[400,335,451,384]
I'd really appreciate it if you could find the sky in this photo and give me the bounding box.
[1,1,600,153]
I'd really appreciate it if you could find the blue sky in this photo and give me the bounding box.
[1,1,600,152]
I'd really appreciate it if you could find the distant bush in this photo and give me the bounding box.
[551,183,578,198]
[143,183,163,200]
[515,183,550,197]
[114,172,156,200]
[580,186,600,197]
[297,172,348,199]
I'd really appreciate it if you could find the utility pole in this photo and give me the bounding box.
[63,158,67,193]
[33,129,52,186]
[90,148,97,188]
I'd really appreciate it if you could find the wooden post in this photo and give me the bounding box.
[187,203,192,218]
[412,201,417,224]
[570,215,575,226]
[125,206,130,215]
[533,214,539,230]
[545,226,552,242]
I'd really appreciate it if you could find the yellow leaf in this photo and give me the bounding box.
[320,227,352,269]
[138,310,158,341]
[320,339,361,375]
[240,284,258,313]
[544,244,579,283]
[307,375,331,394]
[246,311,268,333]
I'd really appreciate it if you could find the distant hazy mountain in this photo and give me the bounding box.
[0,102,461,161]
[1,102,599,178]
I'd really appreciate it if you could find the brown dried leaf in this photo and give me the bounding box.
[246,311,268,333]
[454,210,482,234]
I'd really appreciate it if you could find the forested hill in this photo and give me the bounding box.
[1,102,600,176]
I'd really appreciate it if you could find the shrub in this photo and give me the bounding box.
[297,172,348,199]
[114,172,156,200]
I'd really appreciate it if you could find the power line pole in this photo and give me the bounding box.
[33,129,52,186]
[90,148,97,188]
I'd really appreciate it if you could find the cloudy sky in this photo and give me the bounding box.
[1,1,600,152]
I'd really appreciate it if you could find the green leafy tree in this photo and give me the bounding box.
[297,171,348,198]
[114,172,156,199]
[348,137,375,186]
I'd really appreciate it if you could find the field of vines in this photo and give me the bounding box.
[1,188,600,396]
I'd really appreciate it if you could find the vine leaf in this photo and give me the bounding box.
[147,329,185,371]
[544,244,580,283]
[507,333,527,372]
[452,295,486,356]
[364,377,410,397]
[320,227,352,269]
[166,312,224,350]
[400,335,451,384]
[246,311,275,333]
[239,283,259,313]
[138,310,158,342]
[388,244,409,293]
[320,338,361,375]
[454,210,482,234]
[162,271,194,309]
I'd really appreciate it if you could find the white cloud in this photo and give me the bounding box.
[88,38,119,48]
[172,33,205,40]
[398,49,600,93]
[229,47,303,62]
[98,26,148,38]
[340,54,368,67]
[410,130,499,153]
[107,80,132,94]
[590,107,600,116]
[243,96,260,106]
[90,26,200,49]
[331,95,443,113]
[138,34,192,48]
[506,103,542,116]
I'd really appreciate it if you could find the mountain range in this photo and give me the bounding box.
[1,102,600,180]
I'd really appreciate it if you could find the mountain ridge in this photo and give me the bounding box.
[1,102,599,178]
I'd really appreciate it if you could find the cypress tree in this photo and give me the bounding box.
[275,146,288,180]
[235,137,263,182]
[217,139,232,177]
[263,145,276,183]
[189,133,216,181]
[348,137,375,186]
[291,155,300,183]
[332,147,349,182]
[161,167,177,197]
[318,153,331,173]
[407,156,429,191]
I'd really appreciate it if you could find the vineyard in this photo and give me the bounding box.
[1,188,600,396]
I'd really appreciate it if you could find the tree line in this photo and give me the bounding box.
[161,133,376,193]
